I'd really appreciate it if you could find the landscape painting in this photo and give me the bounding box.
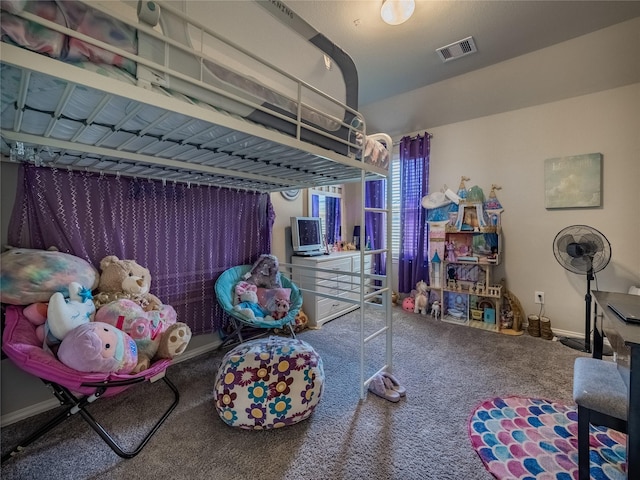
[544,153,602,209]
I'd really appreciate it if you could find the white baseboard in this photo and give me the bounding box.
[0,398,61,427]
[0,337,223,427]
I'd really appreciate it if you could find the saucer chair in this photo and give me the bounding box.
[214,265,302,344]
[1,305,179,464]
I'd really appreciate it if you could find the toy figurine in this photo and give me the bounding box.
[446,242,457,262]
[430,301,440,319]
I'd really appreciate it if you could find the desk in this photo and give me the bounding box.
[592,291,640,478]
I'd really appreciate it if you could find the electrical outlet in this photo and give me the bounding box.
[535,291,545,304]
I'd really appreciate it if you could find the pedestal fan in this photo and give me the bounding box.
[553,225,612,353]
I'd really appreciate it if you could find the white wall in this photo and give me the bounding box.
[270,191,304,263]
[361,84,640,337]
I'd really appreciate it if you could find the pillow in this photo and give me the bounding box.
[0,247,99,305]
[256,288,291,312]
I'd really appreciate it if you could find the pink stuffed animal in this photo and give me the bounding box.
[23,302,48,344]
[270,297,291,320]
[94,299,182,373]
[57,322,138,374]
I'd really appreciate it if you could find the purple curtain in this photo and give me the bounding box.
[7,164,275,335]
[365,179,387,276]
[398,133,430,293]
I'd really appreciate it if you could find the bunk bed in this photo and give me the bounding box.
[0,0,393,399]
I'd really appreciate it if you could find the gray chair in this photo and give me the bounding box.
[573,357,628,480]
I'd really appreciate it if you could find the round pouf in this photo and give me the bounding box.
[214,336,324,429]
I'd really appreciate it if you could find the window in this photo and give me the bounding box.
[317,195,327,233]
[308,186,343,245]
[390,155,401,259]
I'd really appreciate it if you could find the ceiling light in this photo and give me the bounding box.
[380,0,415,26]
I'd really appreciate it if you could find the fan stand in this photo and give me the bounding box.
[559,269,612,355]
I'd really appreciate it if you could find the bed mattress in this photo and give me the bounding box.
[1,0,362,157]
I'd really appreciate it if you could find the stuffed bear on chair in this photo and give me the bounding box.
[93,256,162,312]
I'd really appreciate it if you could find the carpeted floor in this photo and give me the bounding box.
[469,396,627,480]
[1,307,589,480]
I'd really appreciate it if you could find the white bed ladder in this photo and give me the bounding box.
[358,148,393,400]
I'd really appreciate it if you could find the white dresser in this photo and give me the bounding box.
[291,251,371,328]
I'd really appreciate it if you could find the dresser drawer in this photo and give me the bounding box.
[317,296,350,319]
[291,252,370,327]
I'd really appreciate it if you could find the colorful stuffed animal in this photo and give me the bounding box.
[293,309,309,332]
[269,296,290,321]
[242,254,282,289]
[57,322,138,374]
[256,287,291,319]
[0,247,98,305]
[24,282,95,347]
[94,298,188,373]
[234,289,269,320]
[233,281,257,305]
[93,255,162,312]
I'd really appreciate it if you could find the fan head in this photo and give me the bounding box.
[553,225,611,275]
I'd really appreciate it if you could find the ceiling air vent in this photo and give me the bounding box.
[436,36,477,63]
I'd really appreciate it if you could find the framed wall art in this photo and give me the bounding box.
[544,153,602,209]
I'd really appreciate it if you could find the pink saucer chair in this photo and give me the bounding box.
[1,305,179,463]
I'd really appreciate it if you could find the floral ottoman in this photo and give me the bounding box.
[213,336,324,429]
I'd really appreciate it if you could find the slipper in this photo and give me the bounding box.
[368,373,400,402]
[382,372,406,397]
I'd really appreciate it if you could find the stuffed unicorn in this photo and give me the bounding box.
[24,282,96,348]
[45,281,96,345]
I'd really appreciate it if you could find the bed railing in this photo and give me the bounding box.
[2,0,366,158]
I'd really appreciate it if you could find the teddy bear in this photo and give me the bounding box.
[430,300,441,319]
[155,322,192,360]
[93,255,162,312]
[94,298,190,373]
